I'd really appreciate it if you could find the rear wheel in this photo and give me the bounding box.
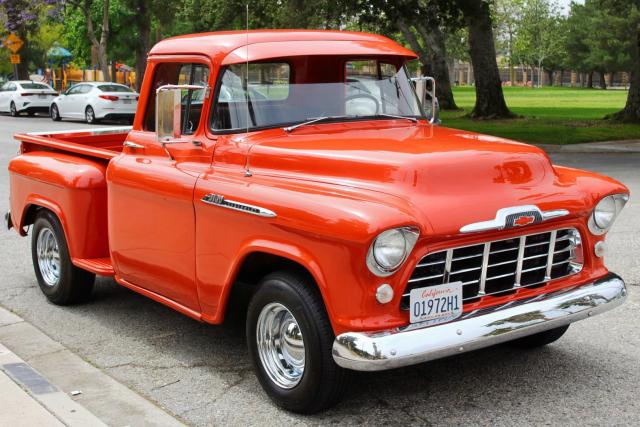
[246,271,347,414]
[50,104,61,121]
[31,210,95,305]
[10,102,18,117]
[85,106,99,124]
[510,325,570,349]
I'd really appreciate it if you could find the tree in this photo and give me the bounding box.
[601,0,640,122]
[514,0,563,87]
[67,0,111,81]
[495,0,524,84]
[455,0,514,118]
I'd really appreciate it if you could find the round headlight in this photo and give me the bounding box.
[366,227,420,277]
[593,196,617,229]
[373,229,407,271]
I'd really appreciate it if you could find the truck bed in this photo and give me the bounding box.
[14,126,131,160]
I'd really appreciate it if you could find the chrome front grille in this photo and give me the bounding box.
[400,228,583,310]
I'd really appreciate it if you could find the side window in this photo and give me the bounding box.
[143,62,210,134]
[7,83,16,92]
[67,85,82,95]
[81,85,93,94]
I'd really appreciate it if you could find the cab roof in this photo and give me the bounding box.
[149,30,417,64]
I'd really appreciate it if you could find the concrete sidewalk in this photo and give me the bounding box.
[536,139,640,153]
[0,306,186,427]
[0,343,106,427]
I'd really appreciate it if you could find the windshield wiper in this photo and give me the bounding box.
[372,113,419,123]
[283,116,350,133]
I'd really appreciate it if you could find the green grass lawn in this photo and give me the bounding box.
[441,86,640,144]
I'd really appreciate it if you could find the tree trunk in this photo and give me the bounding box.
[587,71,594,88]
[414,21,458,110]
[459,0,513,118]
[546,69,554,87]
[612,27,640,122]
[600,72,607,89]
[133,0,151,92]
[81,0,110,81]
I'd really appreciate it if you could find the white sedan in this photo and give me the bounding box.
[0,80,58,116]
[50,82,138,124]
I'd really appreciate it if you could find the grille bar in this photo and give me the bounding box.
[401,228,583,310]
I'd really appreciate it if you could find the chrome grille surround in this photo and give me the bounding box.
[401,228,583,310]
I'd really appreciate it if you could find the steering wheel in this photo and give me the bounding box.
[345,93,380,116]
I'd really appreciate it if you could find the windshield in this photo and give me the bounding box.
[211,59,424,132]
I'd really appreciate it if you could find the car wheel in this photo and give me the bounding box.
[31,210,95,305]
[27,111,35,117]
[85,106,99,124]
[509,325,570,349]
[246,271,347,414]
[50,104,61,121]
[10,102,18,117]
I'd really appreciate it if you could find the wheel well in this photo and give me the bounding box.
[224,252,318,325]
[22,204,45,229]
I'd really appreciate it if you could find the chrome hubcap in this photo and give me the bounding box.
[87,109,94,122]
[36,228,60,287]
[256,303,305,389]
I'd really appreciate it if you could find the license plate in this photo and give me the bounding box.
[38,95,46,99]
[122,99,131,104]
[409,282,462,325]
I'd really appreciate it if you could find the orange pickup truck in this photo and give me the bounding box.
[6,30,629,413]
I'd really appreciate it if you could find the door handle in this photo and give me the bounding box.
[123,141,144,149]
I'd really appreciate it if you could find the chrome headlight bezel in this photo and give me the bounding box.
[366,227,420,277]
[588,193,629,235]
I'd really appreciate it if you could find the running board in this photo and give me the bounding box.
[72,257,115,276]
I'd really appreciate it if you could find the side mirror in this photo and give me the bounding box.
[412,76,439,124]
[155,84,208,143]
[156,87,182,142]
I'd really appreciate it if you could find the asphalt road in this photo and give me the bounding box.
[0,114,638,426]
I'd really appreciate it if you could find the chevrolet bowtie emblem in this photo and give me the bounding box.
[460,205,569,233]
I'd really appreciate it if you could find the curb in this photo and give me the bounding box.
[0,342,107,427]
[0,306,187,427]
[535,140,640,154]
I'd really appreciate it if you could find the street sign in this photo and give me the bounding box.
[3,33,23,53]
[10,54,20,64]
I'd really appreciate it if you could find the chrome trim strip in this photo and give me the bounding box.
[333,273,626,371]
[460,205,569,233]
[443,250,453,283]
[201,194,276,218]
[478,243,490,295]
[26,126,132,137]
[545,230,557,280]
[514,236,526,287]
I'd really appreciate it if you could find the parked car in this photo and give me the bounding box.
[0,80,58,116]
[49,82,138,124]
[6,30,629,414]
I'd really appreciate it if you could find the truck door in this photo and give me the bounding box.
[107,59,214,312]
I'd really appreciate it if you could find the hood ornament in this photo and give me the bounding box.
[460,205,568,234]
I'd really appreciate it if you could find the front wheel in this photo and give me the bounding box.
[50,104,61,121]
[510,325,570,349]
[31,210,95,305]
[246,271,347,414]
[85,106,99,124]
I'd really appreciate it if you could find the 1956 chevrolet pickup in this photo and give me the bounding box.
[6,30,630,413]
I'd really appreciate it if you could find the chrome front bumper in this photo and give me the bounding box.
[333,273,626,371]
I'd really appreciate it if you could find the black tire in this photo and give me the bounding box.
[85,106,99,124]
[246,271,347,414]
[50,104,61,121]
[31,210,95,305]
[10,102,18,117]
[27,111,35,117]
[510,325,570,349]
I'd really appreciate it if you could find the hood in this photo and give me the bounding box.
[244,121,589,236]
